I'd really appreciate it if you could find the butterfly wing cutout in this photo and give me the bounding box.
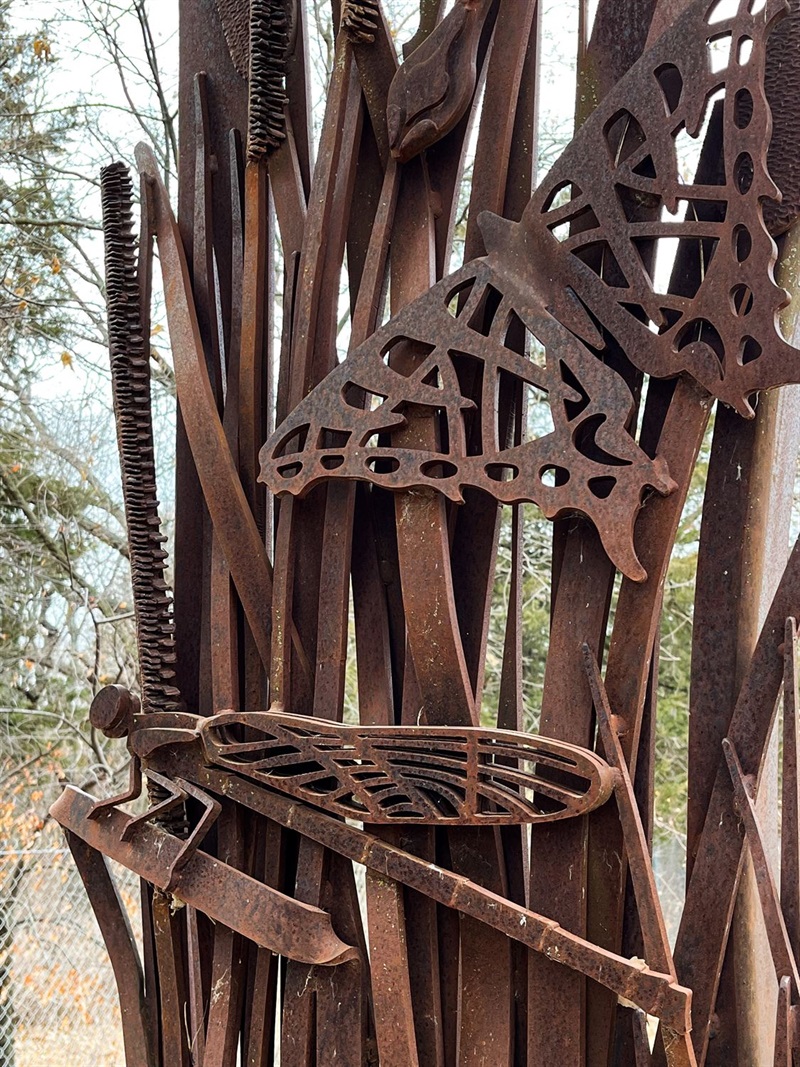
[260,0,796,579]
[199,712,616,824]
[517,0,796,416]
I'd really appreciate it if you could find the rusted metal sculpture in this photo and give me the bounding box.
[50,0,800,1063]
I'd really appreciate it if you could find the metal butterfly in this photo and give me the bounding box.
[259,0,798,581]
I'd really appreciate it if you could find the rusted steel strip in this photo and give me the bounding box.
[65,831,156,1067]
[352,457,441,1063]
[619,650,659,977]
[192,74,225,725]
[243,937,280,1065]
[498,500,530,1059]
[238,161,271,529]
[633,1008,655,1067]
[773,975,792,1067]
[210,199,241,718]
[285,35,360,411]
[51,786,357,966]
[269,121,307,259]
[462,0,538,263]
[280,847,369,1067]
[186,907,207,1066]
[313,162,401,721]
[365,868,421,1067]
[424,0,498,278]
[184,764,693,1034]
[268,37,373,1065]
[203,805,247,1067]
[176,0,247,714]
[152,892,191,1067]
[151,888,191,1067]
[178,0,246,360]
[351,489,397,725]
[672,533,800,1064]
[529,531,610,1067]
[191,74,224,408]
[204,934,245,1064]
[685,404,759,884]
[306,74,370,723]
[345,0,398,164]
[312,956,367,1067]
[283,0,311,198]
[270,496,296,706]
[136,144,308,680]
[389,161,474,724]
[310,482,356,720]
[782,618,800,963]
[683,393,800,1063]
[205,111,243,720]
[584,377,711,1054]
[449,0,539,714]
[139,881,161,1062]
[403,0,447,57]
[272,37,362,722]
[585,648,673,980]
[610,1004,655,1067]
[576,0,659,125]
[723,737,800,994]
[585,648,698,1067]
[387,150,512,1062]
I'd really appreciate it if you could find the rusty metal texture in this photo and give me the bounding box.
[100,163,182,715]
[259,259,675,581]
[386,0,494,161]
[166,757,695,1034]
[341,0,382,44]
[213,0,250,77]
[52,786,358,967]
[53,0,800,1063]
[670,534,800,1064]
[200,710,615,823]
[65,830,156,1067]
[247,0,291,161]
[261,0,800,584]
[83,685,614,825]
[764,0,800,235]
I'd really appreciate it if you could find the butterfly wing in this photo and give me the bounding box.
[518,0,795,416]
[199,712,615,824]
[261,253,675,578]
[259,0,796,578]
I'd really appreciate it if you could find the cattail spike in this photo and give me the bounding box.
[341,0,381,44]
[247,0,290,162]
[100,162,182,715]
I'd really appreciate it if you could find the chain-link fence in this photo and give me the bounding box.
[0,841,137,1067]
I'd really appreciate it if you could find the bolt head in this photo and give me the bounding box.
[90,684,139,738]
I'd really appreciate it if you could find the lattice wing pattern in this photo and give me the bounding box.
[260,257,674,579]
[260,0,800,580]
[199,712,616,824]
[522,0,796,415]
